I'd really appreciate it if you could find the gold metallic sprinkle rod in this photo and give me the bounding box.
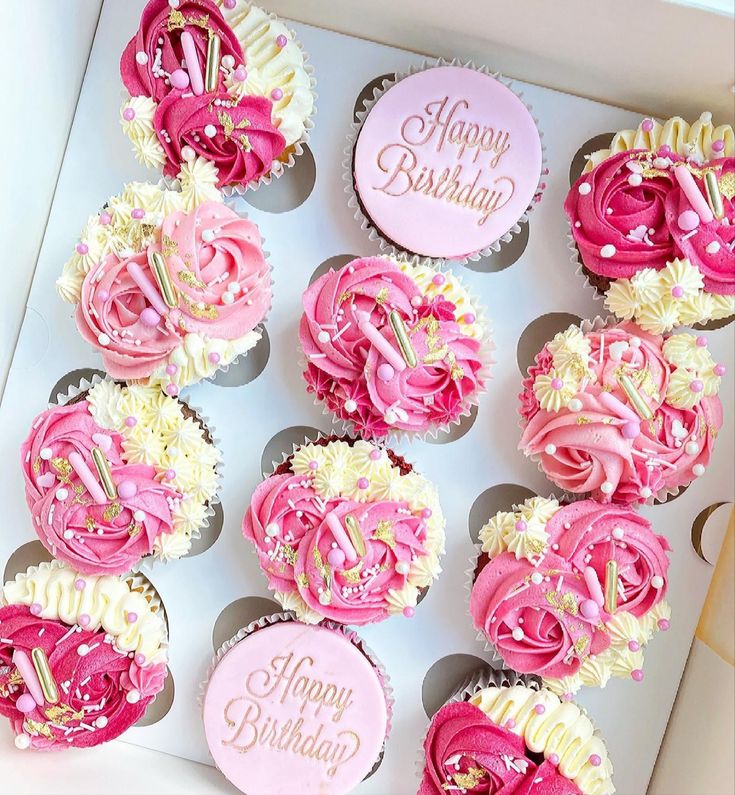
[617,373,653,420]
[344,515,367,558]
[388,310,417,368]
[604,560,618,614]
[150,251,179,309]
[31,647,59,705]
[91,447,117,500]
[205,33,221,93]
[704,171,724,220]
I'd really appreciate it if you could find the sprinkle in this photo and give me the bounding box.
[331,321,351,341]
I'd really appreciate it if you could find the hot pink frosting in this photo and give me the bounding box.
[470,500,671,681]
[300,257,486,438]
[0,605,166,750]
[419,701,582,795]
[518,323,723,504]
[243,467,432,625]
[76,202,271,382]
[566,151,734,295]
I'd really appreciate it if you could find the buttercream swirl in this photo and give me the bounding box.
[300,256,490,439]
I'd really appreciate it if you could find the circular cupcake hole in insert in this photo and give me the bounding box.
[516,312,583,375]
[568,132,616,185]
[469,483,537,545]
[353,73,395,122]
[425,404,478,445]
[260,425,323,475]
[209,327,270,387]
[211,596,283,653]
[48,368,106,404]
[421,653,488,718]
[459,222,530,274]
[691,502,732,564]
[3,540,55,584]
[186,502,224,558]
[134,667,175,727]
[309,254,362,286]
[243,144,316,213]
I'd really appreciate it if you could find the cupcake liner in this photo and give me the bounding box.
[49,373,224,568]
[517,314,685,506]
[344,58,548,268]
[299,255,495,445]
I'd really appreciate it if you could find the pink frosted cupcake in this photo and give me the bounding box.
[419,668,614,795]
[565,112,734,331]
[56,180,271,393]
[300,255,493,439]
[518,320,725,504]
[469,495,671,696]
[242,435,445,625]
[1,561,168,751]
[119,0,315,192]
[21,378,221,573]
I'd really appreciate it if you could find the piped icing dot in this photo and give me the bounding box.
[74,578,86,591]
[126,689,141,704]
[550,377,563,390]
[357,477,369,490]
[208,352,221,364]
[689,379,704,393]
[534,703,545,714]
[514,519,527,533]
[275,34,288,47]
[693,464,705,477]
[271,88,284,101]
[600,481,614,494]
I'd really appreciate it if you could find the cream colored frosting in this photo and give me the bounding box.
[469,684,614,795]
[478,497,558,563]
[584,112,735,172]
[2,561,167,664]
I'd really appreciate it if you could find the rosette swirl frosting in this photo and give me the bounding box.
[300,256,490,439]
[518,323,723,504]
[471,497,671,694]
[242,438,445,625]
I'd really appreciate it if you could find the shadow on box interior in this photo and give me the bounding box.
[243,145,316,214]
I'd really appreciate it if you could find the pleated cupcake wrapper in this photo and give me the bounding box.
[343,57,548,268]
[518,313,685,507]
[199,611,394,774]
[299,255,496,445]
[51,373,224,569]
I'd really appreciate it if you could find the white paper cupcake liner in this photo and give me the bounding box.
[50,373,224,569]
[517,314,687,507]
[344,58,548,268]
[299,255,495,445]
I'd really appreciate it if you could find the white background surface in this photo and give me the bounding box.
[1,2,733,794]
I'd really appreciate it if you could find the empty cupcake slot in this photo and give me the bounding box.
[134,667,175,728]
[568,132,616,185]
[242,144,316,213]
[421,653,488,718]
[3,541,54,588]
[516,312,583,375]
[209,326,270,387]
[468,483,537,545]
[211,596,282,653]
[259,425,323,475]
[460,222,530,274]
[425,403,478,445]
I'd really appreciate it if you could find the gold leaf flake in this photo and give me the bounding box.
[576,416,591,425]
[545,590,579,616]
[341,562,363,584]
[374,287,389,305]
[444,767,486,791]
[238,134,252,152]
[178,269,207,291]
[180,294,219,319]
[161,234,179,258]
[447,350,465,381]
[45,704,84,725]
[217,110,235,139]
[296,573,310,589]
[236,117,251,129]
[574,635,590,656]
[103,503,122,522]
[282,544,297,566]
[33,457,41,474]
[0,669,23,698]
[720,171,735,200]
[168,10,210,32]
[85,515,96,532]
[51,458,72,483]
[372,520,396,551]
[24,719,54,739]
[338,291,351,305]
[128,522,141,538]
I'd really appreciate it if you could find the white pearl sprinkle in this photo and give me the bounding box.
[319,593,330,605]
[95,716,109,729]
[266,522,280,537]
[222,292,234,305]
[98,333,111,346]
[545,443,557,455]
[14,734,30,750]
[395,561,410,575]
[706,241,721,254]
[56,488,69,500]
[77,644,91,657]
[134,510,146,522]
[600,481,614,494]
[221,54,235,69]
[685,441,700,456]
[317,330,330,344]
[568,398,583,412]
[511,627,525,641]
[40,447,53,460]
[693,464,705,477]
[578,183,592,195]
[227,282,241,294]
[201,229,215,243]
[181,146,196,161]
[651,575,664,589]
[344,399,357,413]
[135,51,148,65]
[639,486,652,499]
[600,244,616,258]
[63,530,74,540]
[531,572,543,585]
[612,527,624,540]
[126,690,141,704]
[628,173,643,187]
[204,124,217,138]
[630,336,641,348]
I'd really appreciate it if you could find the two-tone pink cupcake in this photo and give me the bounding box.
[242,435,445,625]
[21,378,221,572]
[518,320,725,504]
[56,180,271,392]
[469,496,671,696]
[119,0,315,192]
[566,113,734,331]
[300,256,493,439]
[1,561,168,751]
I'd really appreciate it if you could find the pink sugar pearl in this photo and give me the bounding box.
[125,416,137,427]
[118,480,137,499]
[463,313,476,324]
[678,210,699,231]
[432,273,446,286]
[164,469,176,481]
[714,363,726,376]
[369,449,382,461]
[271,88,283,101]
[628,640,640,652]
[30,603,42,616]
[166,383,179,397]
[696,335,708,347]
[233,66,247,82]
[580,599,600,619]
[641,118,654,132]
[421,508,432,519]
[658,618,670,631]
[131,208,145,220]
[275,34,287,47]
[169,69,190,90]
[403,606,415,618]
[308,459,319,470]
[17,693,36,714]
[515,519,527,532]
[589,754,602,767]
[166,363,178,376]
[549,753,560,766]
[712,139,725,153]
[99,212,111,225]
[671,285,684,298]
[659,145,672,156]
[534,704,545,715]
[622,420,640,439]
[74,579,86,591]
[357,477,369,490]
[140,307,161,327]
[377,363,394,382]
[208,352,221,364]
[689,379,704,393]
[122,107,135,121]
[327,548,345,568]
[134,653,146,666]
[76,242,89,255]
[631,669,644,682]
[78,614,90,627]
[223,0,236,7]
[550,377,563,390]
[97,289,110,301]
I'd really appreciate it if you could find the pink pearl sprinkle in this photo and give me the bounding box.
[549,753,560,766]
[432,273,446,286]
[403,606,415,618]
[74,579,86,591]
[369,449,382,461]
[505,719,516,729]
[166,383,179,397]
[97,289,110,301]
[659,144,672,156]
[327,548,345,568]
[463,313,476,324]
[421,508,432,519]
[628,640,640,652]
[678,209,699,231]
[223,0,236,7]
[712,139,725,153]
[515,519,527,532]
[131,208,145,220]
[534,704,546,715]
[631,669,644,682]
[308,459,319,470]
[134,653,146,666]
[658,618,670,631]
[550,377,563,390]
[79,614,90,627]
[99,212,111,225]
[696,335,708,347]
[118,480,137,500]
[140,307,161,328]
[689,379,704,393]
[377,363,395,382]
[271,88,283,101]
[30,603,42,616]
[276,34,287,47]
[166,363,178,376]
[671,285,684,298]
[165,469,176,481]
[714,363,726,376]
[125,416,137,427]
[410,295,422,307]
[169,68,190,90]
[589,754,602,767]
[357,477,369,490]
[233,66,247,82]
[122,107,136,121]
[127,612,138,624]
[208,352,221,364]
[16,693,36,714]
[563,692,573,702]
[622,420,640,439]
[76,242,89,255]
[641,118,654,132]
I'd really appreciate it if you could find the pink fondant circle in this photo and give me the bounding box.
[353,66,542,259]
[203,621,387,795]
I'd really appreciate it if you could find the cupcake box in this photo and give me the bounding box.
[1,5,733,794]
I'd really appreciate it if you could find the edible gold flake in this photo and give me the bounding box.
[0,669,23,698]
[85,515,96,532]
[218,110,235,139]
[103,502,123,522]
[720,171,735,200]
[51,457,73,483]
[296,573,310,589]
[168,9,210,32]
[178,269,208,290]
[24,719,54,739]
[338,291,351,305]
[576,416,591,425]
[444,767,486,791]
[374,287,389,305]
[161,234,179,258]
[447,350,464,381]
[128,522,141,538]
[32,457,41,474]
[545,590,579,616]
[282,544,297,566]
[574,636,590,656]
[180,294,219,319]
[44,703,83,725]
[372,520,396,551]
[238,134,252,152]
[341,562,363,584]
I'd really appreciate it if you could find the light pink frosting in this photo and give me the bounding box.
[0,605,167,750]
[419,701,582,795]
[203,621,388,795]
[518,323,723,504]
[301,257,485,438]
